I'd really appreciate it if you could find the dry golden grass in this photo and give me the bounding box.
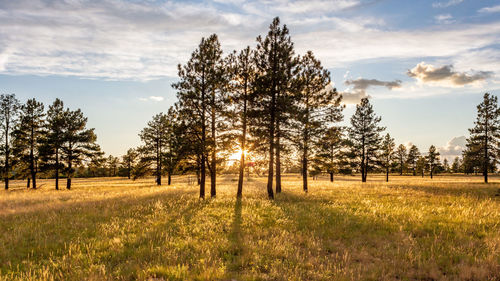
[0,174,499,280]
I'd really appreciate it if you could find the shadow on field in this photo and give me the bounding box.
[226,198,243,275]
[0,188,201,275]
[268,191,404,279]
[271,191,441,280]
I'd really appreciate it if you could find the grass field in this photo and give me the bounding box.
[0,174,499,280]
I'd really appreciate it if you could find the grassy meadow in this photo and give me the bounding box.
[0,174,499,280]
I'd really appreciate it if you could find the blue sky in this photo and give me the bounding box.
[1,0,499,160]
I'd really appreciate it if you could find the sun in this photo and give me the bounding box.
[229,149,246,161]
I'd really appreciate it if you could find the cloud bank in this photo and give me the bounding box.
[0,0,499,81]
[407,62,493,86]
[341,78,402,103]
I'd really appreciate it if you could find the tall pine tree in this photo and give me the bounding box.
[0,94,20,190]
[348,98,385,182]
[467,93,500,183]
[139,113,168,186]
[61,107,100,189]
[253,17,296,198]
[381,133,396,182]
[228,46,256,198]
[42,98,66,190]
[294,51,343,192]
[174,34,223,199]
[12,98,45,189]
[426,145,440,179]
[406,144,420,176]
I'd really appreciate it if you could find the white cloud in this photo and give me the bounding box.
[478,5,500,13]
[139,96,164,102]
[435,14,454,24]
[432,0,463,8]
[407,62,493,87]
[438,136,466,161]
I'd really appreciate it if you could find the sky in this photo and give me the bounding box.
[1,0,499,161]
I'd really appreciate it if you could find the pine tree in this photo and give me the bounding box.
[451,156,460,173]
[316,126,345,182]
[163,107,184,186]
[106,155,119,177]
[12,98,45,189]
[294,51,343,192]
[426,145,440,179]
[228,46,256,198]
[41,98,66,190]
[252,17,296,198]
[396,144,407,175]
[0,94,20,190]
[406,145,420,176]
[122,148,138,179]
[139,113,168,186]
[348,98,385,182]
[467,93,500,183]
[61,107,100,189]
[173,34,224,199]
[381,133,396,182]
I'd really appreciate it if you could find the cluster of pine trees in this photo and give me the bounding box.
[123,17,476,199]
[0,94,100,190]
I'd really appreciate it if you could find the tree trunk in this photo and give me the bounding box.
[275,121,282,193]
[210,99,216,198]
[168,172,171,185]
[66,154,72,190]
[386,167,389,182]
[237,151,245,198]
[266,35,277,200]
[237,91,247,198]
[330,172,333,182]
[484,127,489,183]
[32,173,36,190]
[156,140,161,186]
[27,178,30,188]
[4,119,9,190]
[30,126,36,189]
[361,137,366,182]
[55,148,59,190]
[200,75,206,199]
[302,147,308,192]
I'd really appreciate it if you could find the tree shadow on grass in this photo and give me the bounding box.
[274,191,434,279]
[224,197,243,279]
[0,188,201,277]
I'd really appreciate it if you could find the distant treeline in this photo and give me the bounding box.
[2,17,497,197]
